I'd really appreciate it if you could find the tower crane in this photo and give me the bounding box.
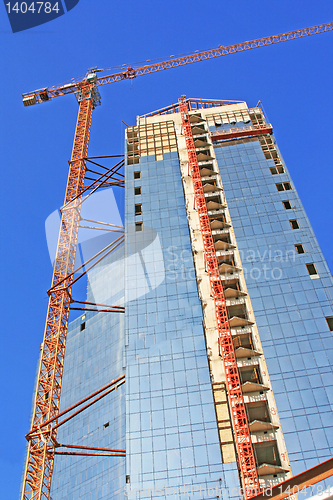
[21,22,333,500]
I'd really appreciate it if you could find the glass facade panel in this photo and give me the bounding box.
[213,129,333,482]
[125,152,239,499]
[50,248,126,500]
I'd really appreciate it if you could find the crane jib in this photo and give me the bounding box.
[22,22,333,106]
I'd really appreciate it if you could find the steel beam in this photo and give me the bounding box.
[249,457,333,500]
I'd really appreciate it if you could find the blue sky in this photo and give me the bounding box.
[0,1,332,498]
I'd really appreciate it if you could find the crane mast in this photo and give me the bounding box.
[21,23,333,500]
[21,83,94,500]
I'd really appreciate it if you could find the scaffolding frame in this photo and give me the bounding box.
[179,96,260,498]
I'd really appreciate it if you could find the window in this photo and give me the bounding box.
[276,182,291,191]
[254,441,281,467]
[80,322,86,331]
[239,366,261,385]
[135,222,143,232]
[282,200,292,210]
[295,244,305,254]
[247,401,270,423]
[134,186,141,195]
[306,263,318,277]
[134,171,141,179]
[290,219,299,230]
[104,422,109,429]
[326,317,333,331]
[270,166,284,175]
[135,204,142,216]
[233,333,253,350]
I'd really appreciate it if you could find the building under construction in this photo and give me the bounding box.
[41,98,333,499]
[19,23,333,500]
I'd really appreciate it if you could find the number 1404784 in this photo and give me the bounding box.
[6,2,60,13]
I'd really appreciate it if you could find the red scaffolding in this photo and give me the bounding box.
[179,97,260,498]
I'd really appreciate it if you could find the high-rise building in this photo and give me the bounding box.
[48,98,333,500]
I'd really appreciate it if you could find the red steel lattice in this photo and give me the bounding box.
[21,83,93,500]
[211,124,273,142]
[179,97,260,498]
[23,23,333,106]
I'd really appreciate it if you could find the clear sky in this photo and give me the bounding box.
[0,1,332,498]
